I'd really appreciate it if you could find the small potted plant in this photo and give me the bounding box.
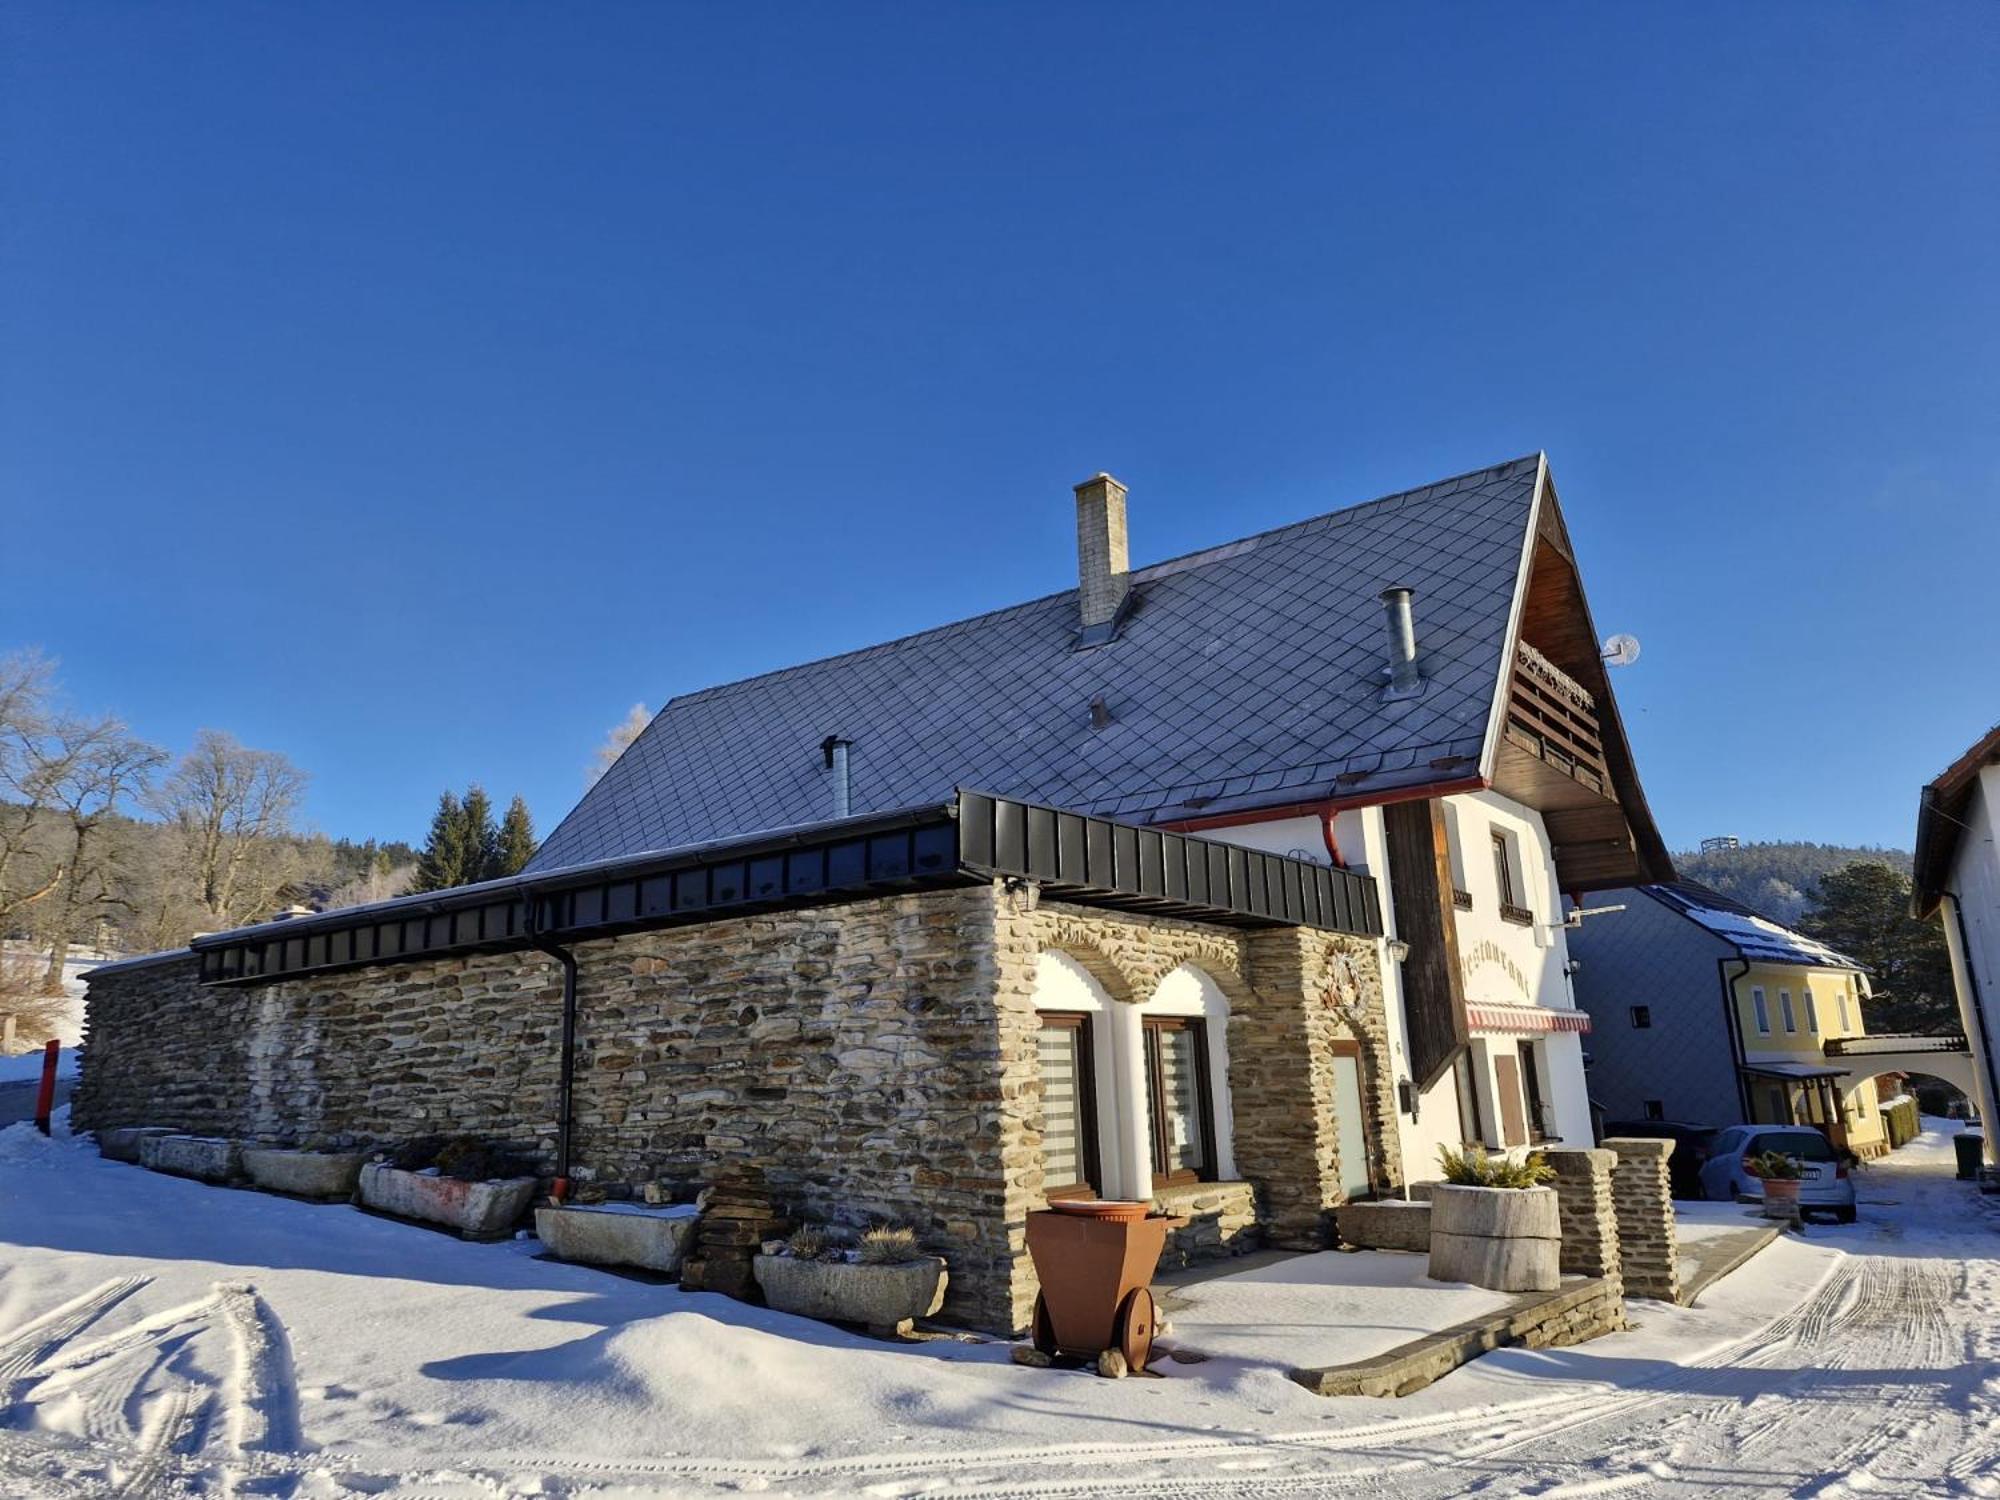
[753,1223,948,1338]
[1427,1145,1560,1292]
[1744,1150,1803,1220]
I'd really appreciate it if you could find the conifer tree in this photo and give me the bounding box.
[461,785,499,885]
[410,790,468,893]
[493,795,537,877]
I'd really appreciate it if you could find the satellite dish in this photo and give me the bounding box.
[1601,634,1642,667]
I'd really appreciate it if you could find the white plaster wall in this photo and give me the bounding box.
[1206,788,1592,1177]
[1945,767,2000,1150]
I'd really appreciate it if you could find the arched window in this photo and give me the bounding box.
[1030,951,1121,1199]
[1029,953,1238,1202]
[1138,966,1236,1186]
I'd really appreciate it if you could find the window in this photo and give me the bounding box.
[1780,990,1796,1033]
[1804,992,1819,1034]
[1143,1016,1215,1183]
[1035,1013,1099,1196]
[1492,830,1532,925]
[1520,1042,1550,1141]
[1752,987,1770,1035]
[1454,1056,1486,1145]
[1443,802,1471,909]
[1629,1005,1652,1029]
[1838,993,1851,1030]
[1643,1099,1665,1121]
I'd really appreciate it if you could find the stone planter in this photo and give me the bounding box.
[752,1254,948,1337]
[1428,1184,1560,1292]
[242,1147,369,1201]
[357,1162,538,1239]
[96,1126,175,1164]
[536,1203,698,1275]
[138,1134,242,1183]
[1335,1200,1432,1253]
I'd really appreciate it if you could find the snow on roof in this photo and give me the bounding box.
[1646,882,1863,971]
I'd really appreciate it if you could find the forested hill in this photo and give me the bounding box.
[1671,842,1913,927]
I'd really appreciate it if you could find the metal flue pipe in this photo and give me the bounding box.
[821,736,853,819]
[1380,585,1421,697]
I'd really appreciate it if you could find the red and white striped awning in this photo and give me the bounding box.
[1468,1003,1593,1036]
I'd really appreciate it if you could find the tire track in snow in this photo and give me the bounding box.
[0,1275,150,1393]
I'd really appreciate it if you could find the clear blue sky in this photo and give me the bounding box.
[3,4,1994,853]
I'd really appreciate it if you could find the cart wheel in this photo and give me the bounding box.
[1030,1292,1059,1356]
[1113,1286,1156,1371]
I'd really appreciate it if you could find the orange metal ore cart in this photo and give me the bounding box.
[1024,1200,1181,1370]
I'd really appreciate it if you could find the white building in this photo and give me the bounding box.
[1913,724,2000,1163]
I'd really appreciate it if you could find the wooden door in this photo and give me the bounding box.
[1494,1053,1529,1148]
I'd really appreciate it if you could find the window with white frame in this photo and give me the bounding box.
[1752,987,1771,1035]
[1780,990,1796,1033]
[1838,991,1851,1029]
[1804,991,1819,1034]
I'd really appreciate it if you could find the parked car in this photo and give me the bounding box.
[1601,1120,1719,1200]
[1698,1125,1856,1222]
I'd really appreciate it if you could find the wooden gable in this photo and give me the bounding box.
[1488,473,1675,896]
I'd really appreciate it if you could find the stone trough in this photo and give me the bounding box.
[95,1126,175,1164]
[753,1254,949,1337]
[358,1162,538,1239]
[1427,1184,1560,1292]
[138,1134,243,1184]
[1335,1199,1431,1252]
[242,1147,369,1201]
[536,1202,699,1275]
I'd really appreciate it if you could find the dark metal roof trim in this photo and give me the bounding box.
[190,791,1383,987]
[958,791,1383,937]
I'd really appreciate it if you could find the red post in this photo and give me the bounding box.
[33,1039,60,1137]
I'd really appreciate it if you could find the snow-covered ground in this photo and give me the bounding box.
[0,1119,1995,1498]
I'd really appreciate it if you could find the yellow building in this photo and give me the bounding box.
[1731,960,1887,1158]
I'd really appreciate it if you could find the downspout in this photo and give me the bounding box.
[1719,955,1752,1121]
[1945,891,2000,1150]
[524,891,580,1186]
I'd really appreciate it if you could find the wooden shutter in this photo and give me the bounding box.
[1494,1053,1528,1148]
[1385,798,1469,1089]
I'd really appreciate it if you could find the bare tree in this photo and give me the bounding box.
[0,946,70,1052]
[155,730,309,927]
[0,651,68,931]
[36,719,166,992]
[588,702,651,786]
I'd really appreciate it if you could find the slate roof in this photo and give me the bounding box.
[528,455,1545,873]
[1643,882,1864,972]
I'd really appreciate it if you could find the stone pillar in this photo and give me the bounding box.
[1544,1146,1621,1282]
[1236,928,1343,1249]
[1603,1137,1681,1303]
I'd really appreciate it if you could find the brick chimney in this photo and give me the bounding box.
[1074,472,1130,639]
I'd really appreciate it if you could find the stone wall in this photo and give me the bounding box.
[988,890,1400,1328]
[1544,1146,1621,1282]
[1292,1276,1626,1398]
[1154,1180,1259,1269]
[1603,1136,1681,1303]
[77,882,1398,1334]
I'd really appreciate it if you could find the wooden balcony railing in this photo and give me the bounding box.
[1504,643,1611,800]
